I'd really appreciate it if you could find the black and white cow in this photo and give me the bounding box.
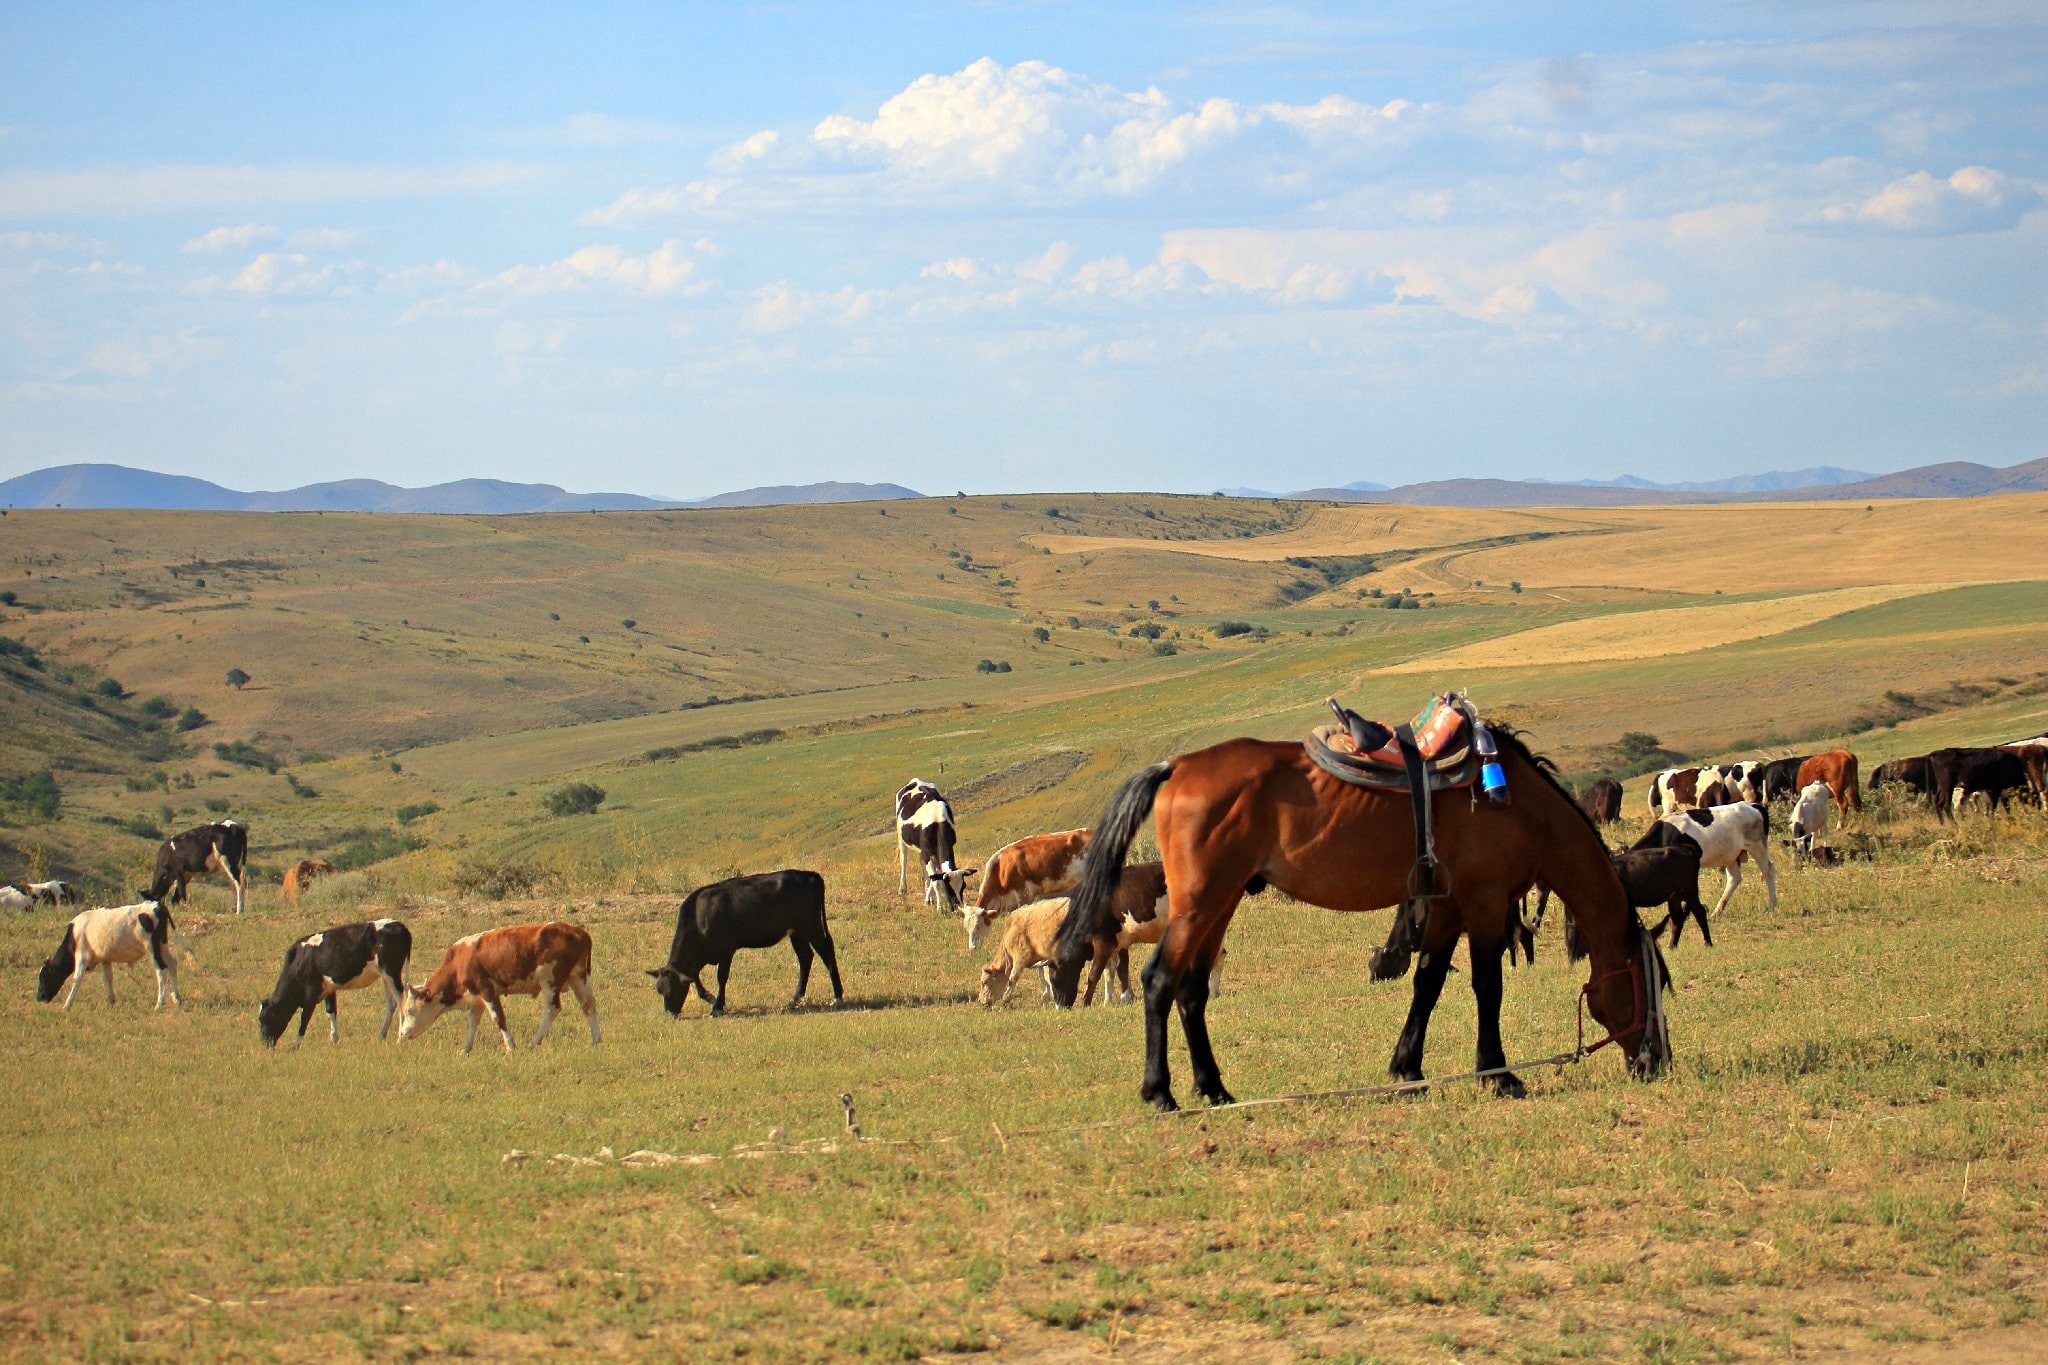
[1756,756,1811,804]
[36,899,195,1009]
[648,869,843,1017]
[146,820,249,914]
[1698,761,1765,805]
[895,779,976,912]
[258,919,413,1047]
[1633,802,1778,918]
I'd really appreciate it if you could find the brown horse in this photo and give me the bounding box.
[1049,725,1669,1111]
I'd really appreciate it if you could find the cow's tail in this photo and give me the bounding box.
[1053,761,1173,978]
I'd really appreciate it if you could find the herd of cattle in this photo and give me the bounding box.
[11,734,2048,1045]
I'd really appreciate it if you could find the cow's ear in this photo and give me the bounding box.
[646,969,665,979]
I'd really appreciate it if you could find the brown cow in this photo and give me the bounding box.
[1577,779,1623,824]
[964,828,1090,949]
[397,922,599,1053]
[1796,749,1862,820]
[280,858,337,905]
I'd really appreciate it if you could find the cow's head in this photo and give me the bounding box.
[977,960,1014,1008]
[256,994,294,1047]
[395,985,446,1040]
[964,903,1001,950]
[34,925,76,1003]
[927,865,977,912]
[646,965,705,1017]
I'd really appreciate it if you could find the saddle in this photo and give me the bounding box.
[1306,693,1480,792]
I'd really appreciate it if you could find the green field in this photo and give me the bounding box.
[2,497,2045,1359]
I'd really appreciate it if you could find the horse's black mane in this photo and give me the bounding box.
[1487,721,1609,848]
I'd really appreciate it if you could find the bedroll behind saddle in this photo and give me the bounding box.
[1307,693,1481,792]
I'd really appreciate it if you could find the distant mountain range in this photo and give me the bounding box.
[1286,458,2048,508]
[0,464,924,513]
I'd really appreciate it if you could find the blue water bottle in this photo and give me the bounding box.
[1475,724,1509,804]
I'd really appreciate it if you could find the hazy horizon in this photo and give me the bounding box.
[3,3,2043,498]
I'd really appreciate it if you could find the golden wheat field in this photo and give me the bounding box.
[2,493,2046,1361]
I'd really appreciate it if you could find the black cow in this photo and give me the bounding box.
[258,919,412,1046]
[1869,755,1933,799]
[1757,756,1810,803]
[648,870,843,1017]
[1577,778,1623,824]
[1927,747,2030,820]
[146,820,250,914]
[895,779,976,912]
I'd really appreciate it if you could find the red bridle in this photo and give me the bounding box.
[1577,955,1647,1056]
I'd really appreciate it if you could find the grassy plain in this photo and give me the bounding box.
[1,493,2046,1360]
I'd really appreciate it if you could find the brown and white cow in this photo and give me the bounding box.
[1796,749,1861,820]
[36,899,196,1009]
[281,858,337,905]
[1646,767,1701,817]
[1080,862,1227,1006]
[964,828,1090,948]
[397,922,600,1053]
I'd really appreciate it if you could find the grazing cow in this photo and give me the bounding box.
[895,779,976,913]
[965,828,1090,948]
[1757,756,1812,804]
[1927,746,2031,820]
[649,869,843,1018]
[280,858,336,905]
[27,880,76,906]
[1696,779,1736,808]
[0,886,30,914]
[2019,746,2048,809]
[36,900,195,1009]
[146,820,249,914]
[1080,862,1227,1006]
[1634,803,1778,917]
[1577,779,1623,824]
[1870,755,1933,800]
[259,919,412,1047]
[1699,761,1765,804]
[978,896,1075,1007]
[1789,781,1832,856]
[398,922,599,1053]
[1796,749,1862,818]
[1647,767,1701,817]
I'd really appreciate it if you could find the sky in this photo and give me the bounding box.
[1,2,2044,499]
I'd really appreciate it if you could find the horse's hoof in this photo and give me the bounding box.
[1204,1088,1238,1108]
[1141,1084,1179,1113]
[1488,1071,1527,1100]
[709,1007,725,1018]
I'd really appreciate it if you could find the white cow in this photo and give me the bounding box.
[35,901,197,1010]
[1790,781,1832,856]
[1646,802,1778,918]
[0,886,31,914]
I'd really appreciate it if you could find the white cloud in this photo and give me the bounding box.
[288,226,365,251]
[183,223,276,252]
[579,187,694,226]
[1817,165,2041,233]
[482,240,706,297]
[0,161,538,217]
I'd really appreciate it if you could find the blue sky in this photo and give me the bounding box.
[2,2,2043,498]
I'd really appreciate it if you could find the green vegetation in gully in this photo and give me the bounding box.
[0,500,2043,1358]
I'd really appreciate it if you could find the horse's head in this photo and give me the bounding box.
[1584,920,1671,1078]
[1047,936,1089,1008]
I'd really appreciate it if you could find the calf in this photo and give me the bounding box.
[895,779,976,913]
[1081,862,1226,1006]
[36,900,195,1009]
[648,869,843,1018]
[1634,802,1778,917]
[259,919,412,1046]
[146,820,249,914]
[1618,845,1712,948]
[280,858,336,905]
[978,896,1073,1007]
[965,828,1089,948]
[1927,746,2030,820]
[1796,749,1861,818]
[0,886,29,914]
[1578,779,1623,824]
[398,922,599,1053]
[1870,755,1933,800]
[27,880,76,906]
[1647,767,1700,817]
[1789,781,1832,856]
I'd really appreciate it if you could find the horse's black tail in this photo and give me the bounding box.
[1053,761,1173,976]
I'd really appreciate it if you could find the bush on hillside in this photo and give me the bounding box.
[0,770,61,821]
[175,706,208,732]
[542,782,607,817]
[396,802,440,825]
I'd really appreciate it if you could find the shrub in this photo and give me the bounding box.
[620,618,637,630]
[330,828,426,872]
[1152,641,1178,656]
[212,740,281,773]
[1128,622,1164,639]
[0,770,61,820]
[396,801,441,825]
[140,696,177,718]
[95,678,125,699]
[975,659,1013,674]
[119,813,163,841]
[285,773,319,800]
[225,667,250,690]
[1616,732,1664,759]
[175,706,207,732]
[1031,627,1050,643]
[0,590,13,605]
[450,857,545,901]
[1213,621,1255,637]
[542,782,607,816]
[203,797,230,813]
[0,636,43,669]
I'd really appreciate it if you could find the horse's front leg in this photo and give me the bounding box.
[1468,935,1524,1098]
[1387,932,1455,1083]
